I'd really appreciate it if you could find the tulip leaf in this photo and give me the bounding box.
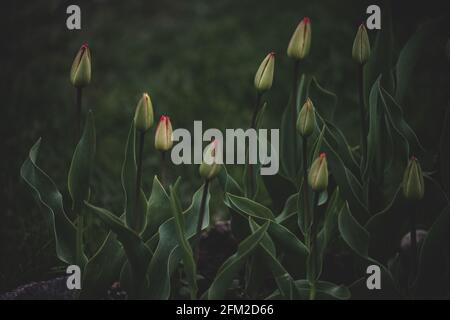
[141,176,172,240]
[146,183,210,299]
[84,202,152,298]
[68,110,96,211]
[80,232,126,299]
[309,77,337,122]
[226,193,275,221]
[267,280,350,300]
[169,184,198,300]
[122,121,147,233]
[249,219,297,299]
[414,205,450,298]
[339,202,400,298]
[21,139,84,266]
[207,220,269,300]
[395,17,446,105]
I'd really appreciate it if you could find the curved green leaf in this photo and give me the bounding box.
[68,110,96,210]
[207,221,269,300]
[122,121,147,233]
[146,184,210,299]
[84,202,152,298]
[226,193,275,221]
[169,185,198,299]
[20,139,83,266]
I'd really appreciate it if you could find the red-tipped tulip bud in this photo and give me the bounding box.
[199,140,222,180]
[134,93,154,132]
[254,52,275,92]
[402,156,424,201]
[308,153,328,192]
[155,115,173,151]
[297,98,316,137]
[70,43,92,88]
[352,24,371,65]
[287,17,311,60]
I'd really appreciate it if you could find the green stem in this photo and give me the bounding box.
[358,64,368,169]
[308,192,319,300]
[292,60,300,129]
[76,87,83,142]
[195,179,210,265]
[134,131,145,231]
[76,211,84,269]
[248,92,262,198]
[160,151,167,187]
[301,136,311,246]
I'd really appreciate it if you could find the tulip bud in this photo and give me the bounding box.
[402,156,424,201]
[134,93,154,132]
[308,153,328,192]
[155,115,173,151]
[254,52,275,92]
[70,43,92,88]
[287,17,311,60]
[352,24,371,65]
[199,140,222,180]
[296,98,316,137]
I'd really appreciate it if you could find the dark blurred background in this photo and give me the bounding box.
[0,0,448,292]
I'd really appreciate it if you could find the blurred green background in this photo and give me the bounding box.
[1,0,448,292]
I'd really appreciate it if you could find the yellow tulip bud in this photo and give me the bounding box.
[155,115,173,151]
[352,24,371,65]
[297,98,316,137]
[308,153,328,192]
[134,93,154,132]
[402,156,424,201]
[254,52,275,92]
[70,43,92,88]
[199,140,222,180]
[287,17,311,60]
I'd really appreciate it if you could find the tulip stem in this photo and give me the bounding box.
[358,64,368,169]
[75,211,84,270]
[292,60,301,130]
[248,92,263,198]
[308,191,319,300]
[76,87,83,141]
[301,136,311,246]
[160,151,167,187]
[134,131,146,231]
[195,179,210,265]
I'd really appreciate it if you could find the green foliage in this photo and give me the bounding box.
[18,2,449,300]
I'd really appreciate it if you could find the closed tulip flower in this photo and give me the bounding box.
[308,153,328,192]
[402,156,424,201]
[254,52,275,92]
[155,115,173,151]
[352,24,371,65]
[287,17,311,60]
[199,140,222,180]
[70,43,92,88]
[134,93,154,132]
[297,98,316,137]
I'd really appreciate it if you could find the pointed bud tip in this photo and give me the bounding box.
[410,156,417,161]
[320,152,326,159]
[303,17,310,24]
[269,52,276,56]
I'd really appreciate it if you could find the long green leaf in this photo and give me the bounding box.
[20,139,84,266]
[207,221,269,300]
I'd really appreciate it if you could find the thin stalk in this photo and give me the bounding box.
[308,191,319,300]
[358,64,368,168]
[134,131,145,231]
[292,60,300,129]
[76,87,83,141]
[160,151,167,187]
[301,136,311,246]
[75,211,84,269]
[248,92,262,198]
[195,179,210,264]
